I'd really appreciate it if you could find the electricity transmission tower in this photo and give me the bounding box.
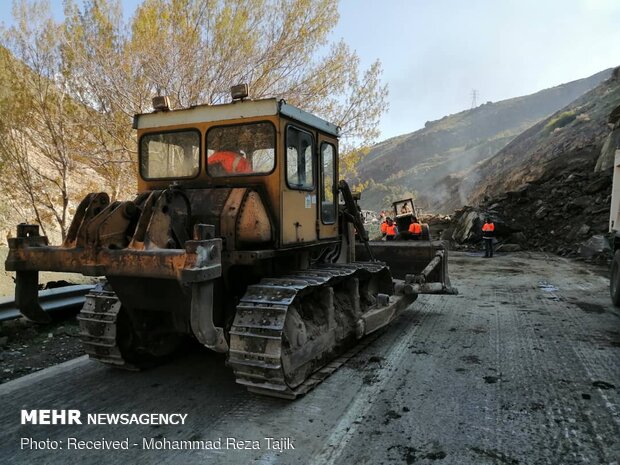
[470,89,478,109]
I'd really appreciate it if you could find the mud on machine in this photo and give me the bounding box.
[6,85,457,399]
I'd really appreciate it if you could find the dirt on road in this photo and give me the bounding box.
[0,247,96,382]
[0,251,618,465]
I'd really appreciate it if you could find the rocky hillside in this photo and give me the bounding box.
[441,70,620,259]
[357,69,611,213]
[465,69,620,206]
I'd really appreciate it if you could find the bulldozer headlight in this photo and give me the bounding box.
[231,84,249,101]
[152,95,171,111]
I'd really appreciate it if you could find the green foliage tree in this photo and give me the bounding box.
[0,0,387,238]
[0,4,100,239]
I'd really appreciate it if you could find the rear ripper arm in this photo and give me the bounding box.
[5,192,226,352]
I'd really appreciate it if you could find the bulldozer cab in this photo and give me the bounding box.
[135,98,339,249]
[392,198,416,231]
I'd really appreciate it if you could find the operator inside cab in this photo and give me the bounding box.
[208,150,251,175]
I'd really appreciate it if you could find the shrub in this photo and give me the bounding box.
[543,110,577,134]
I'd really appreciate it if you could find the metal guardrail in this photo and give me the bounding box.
[0,285,95,322]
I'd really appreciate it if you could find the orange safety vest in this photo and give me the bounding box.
[208,151,250,173]
[381,222,388,234]
[409,223,422,235]
[482,223,495,232]
[386,224,397,236]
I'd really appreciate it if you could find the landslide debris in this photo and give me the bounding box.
[442,158,612,258]
[442,69,620,259]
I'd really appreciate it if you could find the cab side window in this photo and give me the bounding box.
[286,126,314,190]
[320,142,337,224]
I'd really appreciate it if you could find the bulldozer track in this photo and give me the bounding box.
[77,263,402,399]
[77,287,138,370]
[228,262,389,399]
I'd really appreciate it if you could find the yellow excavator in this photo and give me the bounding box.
[6,85,456,399]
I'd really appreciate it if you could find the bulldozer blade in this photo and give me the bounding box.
[356,241,456,294]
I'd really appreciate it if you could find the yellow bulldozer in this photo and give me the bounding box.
[6,85,456,399]
[389,198,431,240]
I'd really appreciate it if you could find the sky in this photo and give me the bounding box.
[333,0,620,140]
[1,0,619,141]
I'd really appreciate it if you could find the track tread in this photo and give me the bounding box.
[228,262,388,399]
[77,287,137,369]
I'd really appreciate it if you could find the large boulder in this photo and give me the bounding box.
[594,103,620,172]
[508,232,528,245]
[578,234,611,259]
[496,243,522,252]
[449,208,517,244]
[451,209,485,243]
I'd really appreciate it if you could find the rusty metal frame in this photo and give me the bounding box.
[7,240,221,283]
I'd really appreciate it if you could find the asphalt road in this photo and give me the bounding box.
[1,252,618,465]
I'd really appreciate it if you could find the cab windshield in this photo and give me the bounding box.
[140,130,200,179]
[206,122,275,176]
[396,200,414,215]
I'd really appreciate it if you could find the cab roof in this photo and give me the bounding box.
[133,98,340,137]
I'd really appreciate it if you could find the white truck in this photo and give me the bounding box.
[609,135,620,305]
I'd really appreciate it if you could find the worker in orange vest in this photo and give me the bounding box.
[380,217,388,238]
[208,151,251,174]
[385,217,397,241]
[482,217,495,257]
[408,217,422,240]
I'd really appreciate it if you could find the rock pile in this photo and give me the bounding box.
[419,214,452,239]
[442,161,613,259]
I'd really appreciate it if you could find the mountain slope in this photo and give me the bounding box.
[357,69,611,213]
[467,70,620,205]
[440,70,620,258]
